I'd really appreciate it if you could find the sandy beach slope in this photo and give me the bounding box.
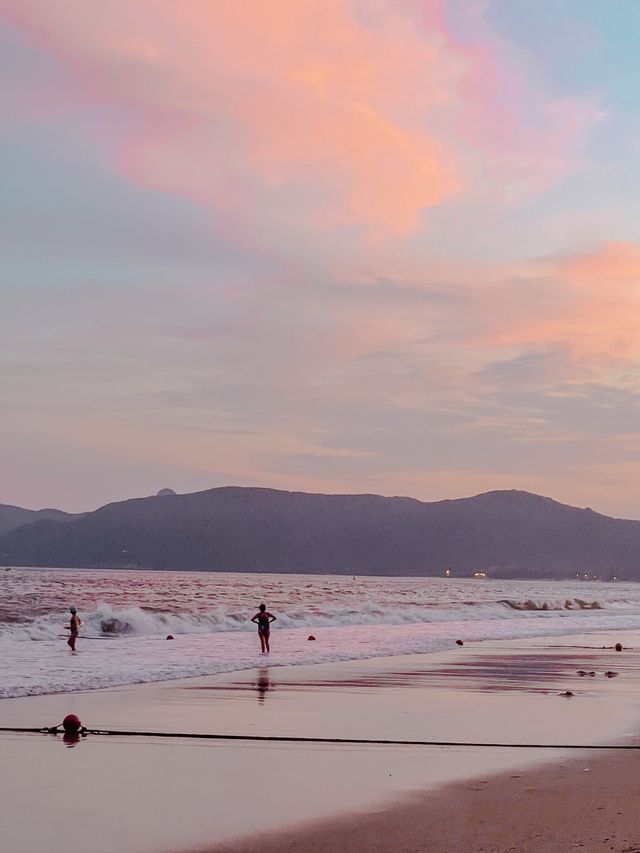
[208,747,640,853]
[1,633,639,853]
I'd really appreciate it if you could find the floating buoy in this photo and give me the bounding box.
[307,635,316,641]
[560,691,574,698]
[577,670,587,676]
[166,635,174,640]
[615,643,623,652]
[62,714,82,734]
[604,671,618,678]
[455,640,464,646]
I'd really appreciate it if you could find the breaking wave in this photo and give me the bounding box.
[1,596,634,642]
[4,571,640,698]
[499,598,605,611]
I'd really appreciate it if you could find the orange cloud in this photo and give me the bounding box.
[477,242,640,363]
[5,0,598,242]
[561,241,640,282]
[6,0,463,233]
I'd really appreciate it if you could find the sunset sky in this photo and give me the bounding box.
[2,1,640,516]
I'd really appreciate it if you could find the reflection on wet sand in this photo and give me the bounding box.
[185,643,640,700]
[256,669,271,704]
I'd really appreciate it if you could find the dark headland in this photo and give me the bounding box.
[1,487,639,578]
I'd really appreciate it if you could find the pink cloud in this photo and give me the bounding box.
[562,241,640,282]
[4,0,599,240]
[429,1,603,200]
[473,242,640,364]
[4,1,460,233]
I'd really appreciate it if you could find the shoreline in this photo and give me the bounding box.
[7,568,640,702]
[3,631,640,853]
[4,614,639,702]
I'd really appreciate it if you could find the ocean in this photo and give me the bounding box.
[2,567,640,699]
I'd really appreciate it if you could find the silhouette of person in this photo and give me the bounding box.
[251,604,276,653]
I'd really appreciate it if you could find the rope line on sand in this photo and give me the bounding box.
[0,725,638,749]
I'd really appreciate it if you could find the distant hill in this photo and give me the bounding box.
[0,503,74,537]
[1,487,639,578]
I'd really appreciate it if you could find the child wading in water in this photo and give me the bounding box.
[251,604,276,653]
[65,606,82,653]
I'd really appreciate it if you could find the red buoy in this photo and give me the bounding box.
[166,634,174,640]
[307,635,316,641]
[62,714,82,734]
[615,642,623,652]
[455,640,464,646]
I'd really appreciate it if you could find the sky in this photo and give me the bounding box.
[2,1,640,517]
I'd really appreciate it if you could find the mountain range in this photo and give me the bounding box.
[1,487,639,578]
[0,504,75,537]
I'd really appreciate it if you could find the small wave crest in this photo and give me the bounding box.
[0,595,628,642]
[499,598,605,612]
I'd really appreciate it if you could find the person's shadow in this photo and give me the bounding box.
[256,669,272,705]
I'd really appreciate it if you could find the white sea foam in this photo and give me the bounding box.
[0,597,629,642]
[2,568,640,698]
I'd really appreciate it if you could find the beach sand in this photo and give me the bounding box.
[208,748,640,853]
[1,632,640,853]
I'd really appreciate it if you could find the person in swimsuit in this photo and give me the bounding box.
[251,603,276,653]
[65,606,82,653]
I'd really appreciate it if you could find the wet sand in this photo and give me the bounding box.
[1,632,639,853]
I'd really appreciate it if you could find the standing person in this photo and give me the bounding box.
[65,606,82,654]
[251,604,276,654]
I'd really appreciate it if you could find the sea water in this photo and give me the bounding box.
[2,567,640,698]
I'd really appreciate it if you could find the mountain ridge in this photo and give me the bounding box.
[0,503,76,537]
[0,486,638,578]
